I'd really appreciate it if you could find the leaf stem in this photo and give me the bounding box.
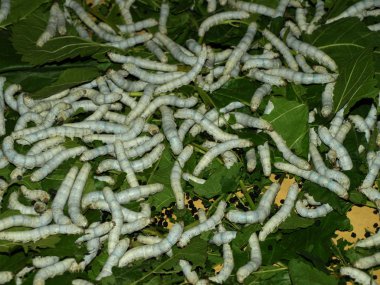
[240,180,255,210]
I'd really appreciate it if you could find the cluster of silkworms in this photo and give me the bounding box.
[0,0,379,284]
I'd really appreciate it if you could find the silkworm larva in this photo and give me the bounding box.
[340,266,377,285]
[75,221,115,243]
[136,235,173,256]
[95,76,110,94]
[327,0,380,24]
[118,223,183,267]
[329,107,345,136]
[349,114,371,142]
[93,175,115,185]
[32,256,60,268]
[107,53,177,72]
[306,0,325,34]
[360,152,380,189]
[141,96,198,119]
[85,104,109,121]
[30,146,86,182]
[229,0,276,17]
[160,106,183,155]
[36,3,59,47]
[115,140,139,187]
[68,163,91,227]
[250,83,272,112]
[202,141,237,169]
[236,232,262,283]
[58,101,122,121]
[242,58,281,71]
[210,231,237,246]
[159,2,169,34]
[0,209,52,232]
[295,199,333,218]
[179,260,199,284]
[145,40,168,62]
[123,64,184,85]
[295,54,314,73]
[178,104,207,142]
[182,173,206,184]
[0,224,84,242]
[356,231,380,248]
[353,252,380,269]
[20,185,50,203]
[155,45,207,94]
[114,0,133,25]
[109,33,153,49]
[274,162,349,199]
[318,126,353,170]
[364,104,377,130]
[178,201,226,247]
[193,139,252,176]
[321,82,335,117]
[15,266,34,285]
[118,18,157,34]
[17,93,30,114]
[0,0,10,24]
[226,182,280,224]
[262,29,298,71]
[52,166,78,225]
[33,258,77,285]
[81,222,101,267]
[267,130,311,170]
[8,191,38,215]
[295,7,308,32]
[97,239,130,280]
[72,279,94,285]
[259,183,299,241]
[285,20,301,38]
[246,148,257,172]
[258,142,271,177]
[274,0,289,17]
[198,11,249,37]
[171,145,193,209]
[264,68,337,84]
[247,68,286,86]
[0,271,13,285]
[209,243,234,283]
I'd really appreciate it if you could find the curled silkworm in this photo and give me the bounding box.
[236,232,262,283]
[179,260,199,284]
[4,83,21,111]
[15,266,34,285]
[258,142,271,176]
[203,141,238,169]
[285,21,301,38]
[295,199,333,218]
[20,185,50,203]
[259,183,299,241]
[250,84,272,112]
[340,266,377,285]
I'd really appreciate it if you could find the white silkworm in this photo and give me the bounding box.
[179,260,199,284]
[274,162,348,199]
[0,0,10,24]
[274,0,289,17]
[178,104,207,141]
[283,32,338,72]
[17,93,30,114]
[159,2,169,34]
[349,114,371,142]
[8,191,38,215]
[155,45,207,94]
[123,64,184,85]
[115,140,139,187]
[75,221,115,243]
[295,54,314,73]
[259,183,299,241]
[13,113,44,132]
[329,107,345,136]
[368,22,380,31]
[295,199,333,218]
[182,172,206,184]
[202,141,237,169]
[295,7,308,32]
[15,266,34,285]
[4,83,21,111]
[242,58,282,71]
[318,126,353,170]
[108,53,177,72]
[236,232,262,283]
[33,258,77,285]
[258,142,271,176]
[120,217,151,235]
[118,18,157,34]
[210,231,237,246]
[360,152,380,189]
[32,256,60,268]
[321,82,335,117]
[224,22,257,76]
[30,146,86,182]
[160,105,183,155]
[37,3,59,47]
[145,40,168,62]
[209,241,234,283]
[52,166,78,225]
[250,83,272,111]
[110,33,153,49]
[309,143,350,189]
[226,182,280,224]
[0,209,52,231]
[58,101,122,121]
[340,267,377,285]
[85,104,110,121]
[354,252,380,269]
[262,29,298,71]
[327,0,380,24]
[306,0,325,34]
[80,222,102,267]
[94,175,115,185]
[356,231,380,248]
[0,224,83,242]
[178,201,226,247]
[246,148,257,172]
[247,68,286,86]
[0,271,13,285]
[20,186,50,203]
[118,223,183,267]
[72,279,94,285]
[171,145,193,209]
[229,0,276,17]
[264,68,337,84]
[193,139,252,176]
[364,104,377,130]
[198,11,250,37]
[267,130,311,170]
[285,21,301,38]
[115,0,133,25]
[97,239,130,280]
[68,163,91,227]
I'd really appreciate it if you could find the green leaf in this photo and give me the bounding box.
[263,97,309,157]
[288,259,338,285]
[279,211,315,230]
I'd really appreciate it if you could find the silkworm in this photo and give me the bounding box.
[0,224,84,242]
[326,0,380,24]
[295,7,308,32]
[118,18,157,34]
[115,0,133,25]
[356,231,380,248]
[353,252,380,270]
[110,32,153,49]
[318,126,353,170]
[115,140,139,187]
[155,45,207,94]
[80,222,102,267]
[309,143,350,189]
[360,152,380,189]
[193,139,252,176]
[349,114,371,142]
[107,53,177,71]
[224,22,257,76]
[30,146,87,182]
[283,32,338,72]
[329,107,345,136]
[171,145,193,209]
[295,54,314,73]
[4,83,21,111]
[58,101,122,121]
[68,163,91,227]
[32,256,60,268]
[93,175,115,185]
[17,93,30,114]
[368,22,380,31]
[178,104,207,141]
[15,266,34,285]
[8,191,38,215]
[160,105,183,155]
[0,271,13,285]
[364,104,377,130]
[210,231,237,246]
[320,82,335,117]
[198,11,250,37]
[236,232,262,283]
[20,185,50,203]
[72,279,94,285]
[245,148,257,172]
[264,68,337,84]
[295,199,333,218]
[33,258,77,285]
[145,40,168,63]
[178,201,226,247]
[97,239,130,280]
[242,58,282,71]
[0,209,52,232]
[182,172,206,184]
[36,3,59,47]
[306,0,325,34]
[226,182,280,224]
[274,162,349,199]
[118,222,183,267]
[258,142,271,176]
[99,187,122,254]
[203,141,238,169]
[258,183,299,241]
[262,29,298,71]
[247,68,286,86]
[340,267,377,285]
[0,0,10,23]
[75,221,115,243]
[141,96,198,119]
[197,74,231,92]
[327,121,351,163]
[229,0,276,17]
[158,2,169,34]
[85,104,110,121]
[179,260,199,284]
[209,234,234,283]
[285,20,302,38]
[274,0,289,17]
[52,166,78,225]
[120,217,151,235]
